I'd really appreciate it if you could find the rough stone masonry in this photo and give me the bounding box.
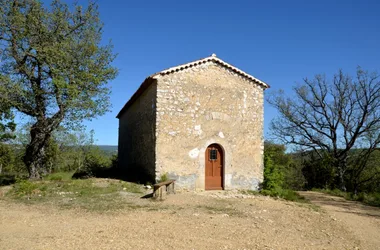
[117,54,269,191]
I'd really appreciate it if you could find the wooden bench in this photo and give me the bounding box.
[153,180,176,199]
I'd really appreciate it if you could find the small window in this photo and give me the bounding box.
[210,149,217,160]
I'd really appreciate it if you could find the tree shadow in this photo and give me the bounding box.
[299,191,380,219]
[0,174,16,186]
[72,165,155,186]
[140,193,153,199]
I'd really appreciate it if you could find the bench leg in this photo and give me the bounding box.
[167,184,174,194]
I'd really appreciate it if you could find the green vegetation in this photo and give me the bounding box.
[242,189,301,202]
[260,189,306,202]
[0,102,16,143]
[11,179,39,198]
[257,141,380,207]
[158,173,169,182]
[0,17,378,213]
[254,142,307,203]
[267,68,380,206]
[44,172,74,182]
[240,143,307,203]
[0,0,117,179]
[268,68,380,192]
[0,126,122,187]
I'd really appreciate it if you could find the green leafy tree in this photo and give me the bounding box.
[60,128,96,171]
[0,101,16,174]
[281,154,307,190]
[262,142,287,193]
[300,152,335,189]
[347,149,380,193]
[0,143,14,174]
[0,103,16,142]
[263,153,283,193]
[0,0,117,178]
[44,137,59,173]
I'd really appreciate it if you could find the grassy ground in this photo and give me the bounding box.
[3,173,145,212]
[1,172,315,214]
[312,188,380,207]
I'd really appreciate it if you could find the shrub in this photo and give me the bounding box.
[363,193,380,207]
[158,173,168,182]
[263,143,285,191]
[242,188,306,203]
[261,188,306,202]
[0,174,16,186]
[44,172,73,181]
[262,152,284,191]
[12,179,38,197]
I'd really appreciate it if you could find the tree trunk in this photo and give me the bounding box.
[336,155,347,191]
[24,121,51,179]
[353,183,358,195]
[337,166,346,191]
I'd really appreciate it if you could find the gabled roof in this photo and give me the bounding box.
[151,54,269,88]
[116,54,269,118]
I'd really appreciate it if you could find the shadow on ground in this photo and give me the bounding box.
[299,191,380,219]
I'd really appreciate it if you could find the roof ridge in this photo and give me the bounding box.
[151,54,269,88]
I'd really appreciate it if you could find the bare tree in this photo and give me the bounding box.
[268,68,380,191]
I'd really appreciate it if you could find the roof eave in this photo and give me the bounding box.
[153,55,270,89]
[116,77,156,119]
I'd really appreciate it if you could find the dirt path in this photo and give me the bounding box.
[299,191,380,250]
[0,190,375,249]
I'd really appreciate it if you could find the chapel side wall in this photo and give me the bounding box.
[155,63,264,190]
[118,82,157,183]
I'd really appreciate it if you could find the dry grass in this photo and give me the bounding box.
[3,178,145,212]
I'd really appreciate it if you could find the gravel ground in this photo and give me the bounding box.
[0,189,377,250]
[299,191,380,250]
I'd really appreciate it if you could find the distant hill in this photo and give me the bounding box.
[97,145,118,155]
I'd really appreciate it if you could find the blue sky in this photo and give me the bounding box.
[66,0,380,145]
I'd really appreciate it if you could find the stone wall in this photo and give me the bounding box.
[155,62,265,190]
[118,82,157,183]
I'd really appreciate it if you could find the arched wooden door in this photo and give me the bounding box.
[205,144,224,190]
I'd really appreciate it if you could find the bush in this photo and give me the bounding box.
[72,167,98,179]
[361,193,380,207]
[44,172,73,181]
[259,143,307,203]
[0,174,16,186]
[158,173,169,182]
[12,179,38,197]
[283,160,306,190]
[261,188,306,202]
[263,153,284,191]
[242,188,306,203]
